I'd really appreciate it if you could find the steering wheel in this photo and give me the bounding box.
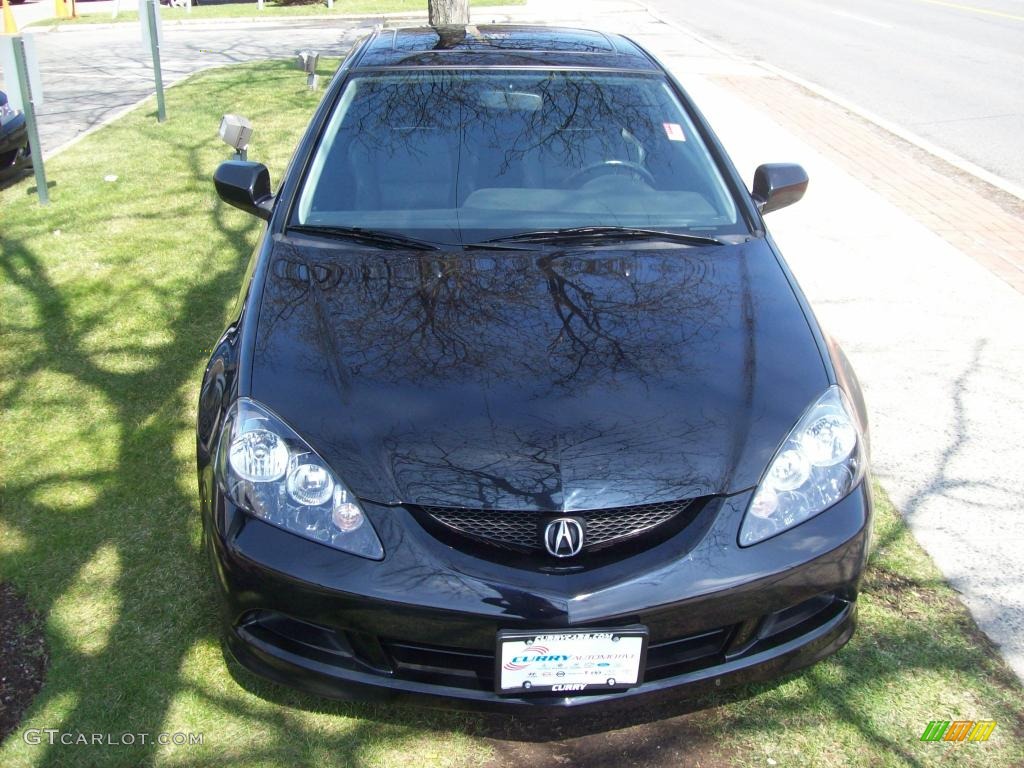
[565,160,657,188]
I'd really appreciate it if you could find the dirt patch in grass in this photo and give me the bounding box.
[482,708,734,768]
[0,584,48,743]
[864,566,945,610]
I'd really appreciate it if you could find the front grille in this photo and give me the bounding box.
[425,508,537,549]
[417,499,695,553]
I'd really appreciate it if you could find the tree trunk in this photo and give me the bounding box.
[428,0,469,26]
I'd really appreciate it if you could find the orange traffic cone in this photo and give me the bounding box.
[2,0,18,34]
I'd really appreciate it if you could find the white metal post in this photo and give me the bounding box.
[8,36,48,205]
[142,0,166,122]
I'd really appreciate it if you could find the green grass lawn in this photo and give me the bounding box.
[699,484,1024,767]
[1,59,1023,768]
[35,0,523,26]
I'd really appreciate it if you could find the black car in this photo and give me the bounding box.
[198,25,872,713]
[0,90,31,185]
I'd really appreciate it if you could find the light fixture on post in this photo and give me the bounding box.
[218,114,253,161]
[297,50,320,90]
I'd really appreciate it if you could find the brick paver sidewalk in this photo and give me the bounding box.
[713,74,1024,294]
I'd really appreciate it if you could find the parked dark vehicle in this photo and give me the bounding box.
[198,25,871,714]
[0,90,31,185]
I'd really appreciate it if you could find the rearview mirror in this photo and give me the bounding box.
[751,163,808,215]
[214,161,274,220]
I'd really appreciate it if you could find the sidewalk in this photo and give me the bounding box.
[501,0,1024,681]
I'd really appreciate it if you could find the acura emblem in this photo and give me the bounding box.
[544,518,584,558]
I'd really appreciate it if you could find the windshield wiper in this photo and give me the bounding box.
[287,224,440,251]
[478,226,724,247]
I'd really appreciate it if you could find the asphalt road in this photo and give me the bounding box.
[644,0,1024,188]
[0,18,371,155]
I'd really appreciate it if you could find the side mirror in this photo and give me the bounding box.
[751,163,808,215]
[214,160,274,220]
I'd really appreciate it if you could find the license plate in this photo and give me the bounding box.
[496,627,648,694]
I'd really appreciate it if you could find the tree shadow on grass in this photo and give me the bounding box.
[0,195,254,764]
[4,219,475,766]
[0,66,493,763]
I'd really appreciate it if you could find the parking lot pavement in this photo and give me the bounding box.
[3,0,1022,684]
[0,18,380,156]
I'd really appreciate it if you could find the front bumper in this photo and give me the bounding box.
[205,482,872,713]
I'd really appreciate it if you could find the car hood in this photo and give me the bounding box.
[250,237,827,510]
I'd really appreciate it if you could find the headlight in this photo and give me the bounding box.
[739,386,865,546]
[215,398,383,559]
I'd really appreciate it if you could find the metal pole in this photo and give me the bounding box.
[145,0,166,122]
[11,35,48,205]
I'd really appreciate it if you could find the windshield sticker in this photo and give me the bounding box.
[663,122,686,142]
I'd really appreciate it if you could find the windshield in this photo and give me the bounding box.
[294,70,745,245]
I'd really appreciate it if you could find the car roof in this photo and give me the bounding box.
[353,25,661,71]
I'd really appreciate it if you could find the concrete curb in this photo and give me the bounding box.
[635,0,1024,202]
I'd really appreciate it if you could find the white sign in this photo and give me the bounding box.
[140,0,164,51]
[0,34,45,111]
